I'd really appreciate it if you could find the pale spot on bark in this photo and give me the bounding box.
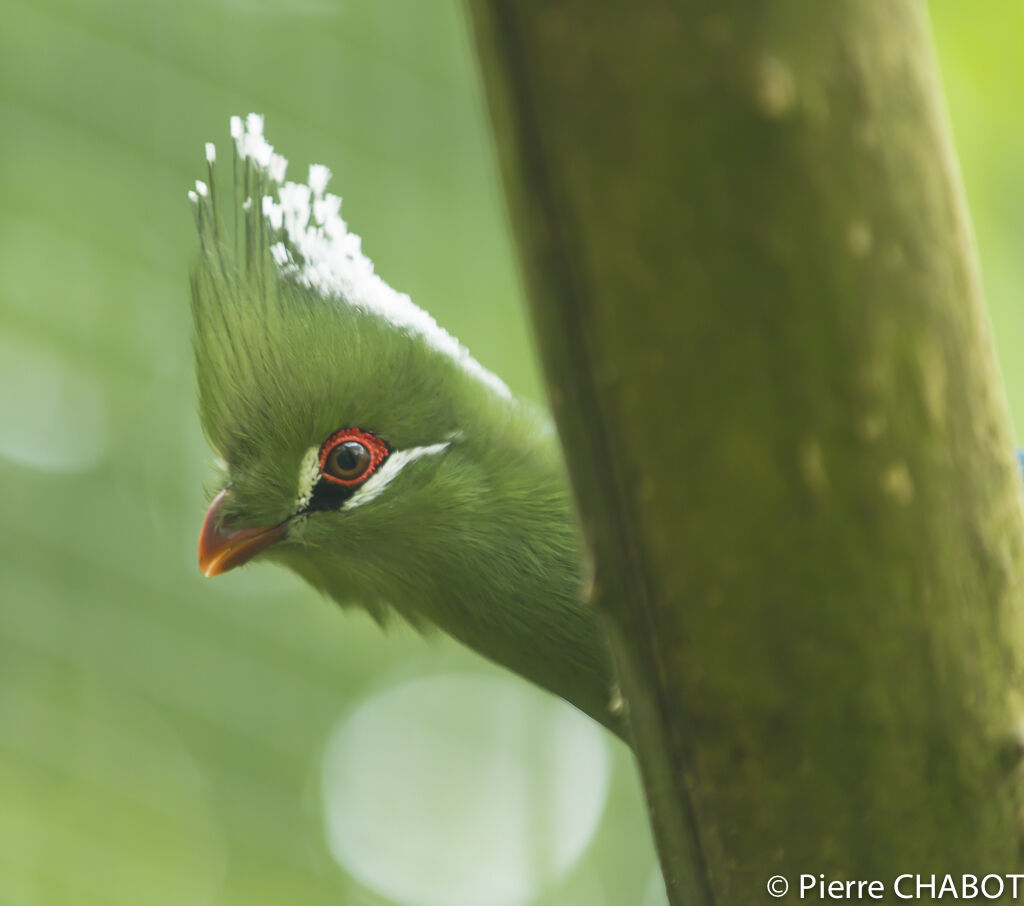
[799,439,828,493]
[881,462,914,505]
[917,341,947,427]
[859,413,887,441]
[608,685,627,716]
[753,54,796,118]
[846,220,873,257]
[1013,718,1024,758]
[580,557,596,606]
[857,316,897,394]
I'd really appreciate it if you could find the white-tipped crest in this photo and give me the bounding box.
[200,114,511,399]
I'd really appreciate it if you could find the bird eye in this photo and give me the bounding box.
[326,441,370,481]
[318,428,389,487]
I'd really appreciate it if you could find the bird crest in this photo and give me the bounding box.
[189,115,509,482]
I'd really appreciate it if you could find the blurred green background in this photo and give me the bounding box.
[0,2,1020,905]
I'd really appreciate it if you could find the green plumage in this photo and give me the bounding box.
[190,117,625,740]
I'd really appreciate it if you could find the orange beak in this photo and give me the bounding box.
[198,489,287,577]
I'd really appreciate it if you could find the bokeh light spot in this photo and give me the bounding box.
[0,331,106,472]
[321,673,610,906]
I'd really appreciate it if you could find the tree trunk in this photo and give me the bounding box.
[466,2,1024,902]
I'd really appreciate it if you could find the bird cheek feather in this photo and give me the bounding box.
[198,488,287,577]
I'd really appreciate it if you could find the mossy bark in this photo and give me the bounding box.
[467,1,1024,902]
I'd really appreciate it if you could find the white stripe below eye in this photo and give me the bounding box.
[294,446,321,512]
[344,441,451,510]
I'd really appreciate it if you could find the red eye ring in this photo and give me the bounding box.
[318,428,390,487]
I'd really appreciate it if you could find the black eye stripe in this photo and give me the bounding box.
[307,476,357,512]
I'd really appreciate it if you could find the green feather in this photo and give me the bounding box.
[190,115,626,740]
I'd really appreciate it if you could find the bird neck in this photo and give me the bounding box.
[405,417,626,741]
[417,468,625,740]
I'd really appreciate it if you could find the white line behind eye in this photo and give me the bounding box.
[345,441,451,510]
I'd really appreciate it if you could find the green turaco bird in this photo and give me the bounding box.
[190,115,626,740]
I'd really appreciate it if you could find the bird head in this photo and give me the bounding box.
[190,115,521,620]
[189,116,623,737]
